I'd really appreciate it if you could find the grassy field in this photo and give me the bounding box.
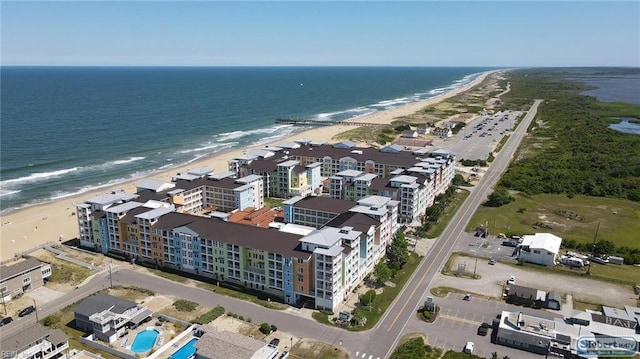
[196,282,288,310]
[425,189,470,239]
[290,338,349,359]
[468,193,640,248]
[30,250,92,289]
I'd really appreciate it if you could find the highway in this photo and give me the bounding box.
[0,100,542,358]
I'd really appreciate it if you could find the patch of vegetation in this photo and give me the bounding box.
[468,193,640,253]
[197,281,288,310]
[173,299,198,312]
[190,305,225,324]
[484,187,515,207]
[390,335,443,359]
[441,351,486,359]
[416,188,469,238]
[290,339,349,359]
[148,268,189,283]
[264,197,284,209]
[108,285,155,302]
[499,69,640,202]
[43,314,61,327]
[42,260,91,286]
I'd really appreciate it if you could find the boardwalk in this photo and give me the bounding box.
[275,118,379,127]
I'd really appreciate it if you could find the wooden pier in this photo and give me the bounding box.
[276,118,379,127]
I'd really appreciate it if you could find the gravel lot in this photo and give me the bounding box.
[431,254,636,309]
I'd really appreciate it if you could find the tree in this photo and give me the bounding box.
[374,262,392,285]
[387,230,409,270]
[484,187,514,207]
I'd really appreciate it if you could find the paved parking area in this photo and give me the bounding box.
[406,292,548,358]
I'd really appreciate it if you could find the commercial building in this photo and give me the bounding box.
[0,257,52,301]
[2,324,68,359]
[517,233,562,266]
[495,307,640,358]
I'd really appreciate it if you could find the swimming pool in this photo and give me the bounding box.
[130,328,159,353]
[170,338,198,359]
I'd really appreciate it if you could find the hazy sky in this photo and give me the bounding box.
[2,1,638,67]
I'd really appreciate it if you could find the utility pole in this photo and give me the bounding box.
[109,259,113,288]
[33,298,39,322]
[586,222,600,276]
[473,258,478,277]
[0,288,6,315]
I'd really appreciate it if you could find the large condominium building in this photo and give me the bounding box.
[76,170,264,253]
[284,195,399,264]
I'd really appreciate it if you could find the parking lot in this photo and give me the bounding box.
[431,233,637,308]
[405,292,554,358]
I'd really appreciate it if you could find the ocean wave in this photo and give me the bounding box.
[0,189,22,197]
[1,167,81,186]
[111,156,146,165]
[215,125,293,142]
[178,141,239,154]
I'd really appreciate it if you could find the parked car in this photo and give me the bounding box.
[464,341,475,353]
[489,257,496,265]
[477,326,488,336]
[463,294,471,301]
[507,276,516,285]
[18,305,35,317]
[268,338,280,348]
[0,316,13,327]
[278,351,289,359]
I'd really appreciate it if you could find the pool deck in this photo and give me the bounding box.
[147,324,198,359]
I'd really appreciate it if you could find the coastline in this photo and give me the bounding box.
[0,70,497,262]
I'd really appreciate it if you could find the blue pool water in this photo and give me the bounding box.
[130,328,159,353]
[170,338,198,359]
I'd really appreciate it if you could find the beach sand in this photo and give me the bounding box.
[0,71,495,262]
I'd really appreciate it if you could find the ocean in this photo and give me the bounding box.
[0,66,494,212]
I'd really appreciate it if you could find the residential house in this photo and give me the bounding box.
[0,258,52,301]
[2,324,68,359]
[73,293,151,344]
[433,127,453,138]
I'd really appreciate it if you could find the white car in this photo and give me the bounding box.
[464,341,475,353]
[507,275,516,285]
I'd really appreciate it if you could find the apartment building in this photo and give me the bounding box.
[329,170,377,201]
[282,196,356,229]
[3,324,68,359]
[0,258,52,301]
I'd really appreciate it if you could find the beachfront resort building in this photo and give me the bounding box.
[75,170,264,254]
[76,188,398,310]
[73,293,151,344]
[231,142,455,224]
[3,324,68,359]
[0,257,52,301]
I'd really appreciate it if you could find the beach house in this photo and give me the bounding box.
[0,257,52,301]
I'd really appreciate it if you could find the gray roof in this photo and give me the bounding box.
[291,196,356,214]
[1,324,67,353]
[0,257,44,281]
[73,293,138,317]
[196,325,265,359]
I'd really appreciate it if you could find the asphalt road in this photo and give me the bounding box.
[342,100,543,359]
[0,100,543,358]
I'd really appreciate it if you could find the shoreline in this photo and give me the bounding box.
[0,69,498,262]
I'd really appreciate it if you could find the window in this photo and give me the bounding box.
[298,285,304,291]
[23,277,31,284]
[297,267,304,274]
[533,250,540,254]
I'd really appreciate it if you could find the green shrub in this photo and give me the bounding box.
[190,306,225,324]
[43,314,61,327]
[260,323,271,334]
[360,290,377,306]
[173,299,198,312]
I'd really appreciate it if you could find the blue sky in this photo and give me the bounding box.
[1,1,638,66]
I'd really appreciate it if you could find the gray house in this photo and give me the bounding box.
[0,257,52,301]
[74,293,151,343]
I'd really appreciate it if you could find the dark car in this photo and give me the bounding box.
[18,305,35,317]
[481,322,491,328]
[463,294,471,301]
[477,326,488,336]
[0,317,13,327]
[268,338,280,348]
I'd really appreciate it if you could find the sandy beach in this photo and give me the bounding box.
[0,70,495,262]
